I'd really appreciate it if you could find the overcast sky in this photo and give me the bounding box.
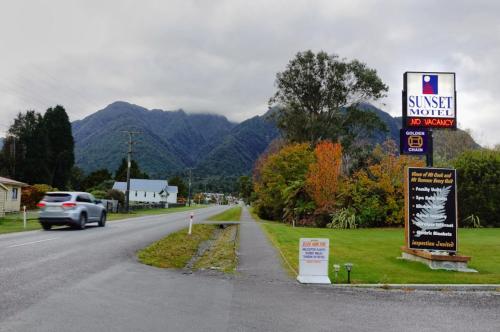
[0,0,499,146]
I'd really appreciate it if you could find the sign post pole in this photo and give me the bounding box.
[426,130,433,167]
[23,205,26,229]
[188,212,193,235]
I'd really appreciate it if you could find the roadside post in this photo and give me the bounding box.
[297,238,331,284]
[23,205,27,229]
[188,212,193,235]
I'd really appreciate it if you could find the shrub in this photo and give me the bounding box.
[21,184,57,209]
[341,143,424,227]
[106,189,125,205]
[327,208,357,229]
[453,149,500,227]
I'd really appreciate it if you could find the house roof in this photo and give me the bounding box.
[0,176,29,187]
[113,179,170,193]
[167,186,178,194]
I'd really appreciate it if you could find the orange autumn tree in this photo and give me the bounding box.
[306,141,343,213]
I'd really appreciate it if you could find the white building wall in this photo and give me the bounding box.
[166,193,177,204]
[128,190,167,203]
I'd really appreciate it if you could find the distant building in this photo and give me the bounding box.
[0,176,29,216]
[112,179,178,205]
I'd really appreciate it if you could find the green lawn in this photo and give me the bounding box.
[260,221,500,284]
[207,206,242,221]
[0,211,41,234]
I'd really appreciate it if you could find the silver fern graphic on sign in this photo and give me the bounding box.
[412,186,451,237]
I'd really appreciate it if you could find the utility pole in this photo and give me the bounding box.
[122,131,140,213]
[187,168,193,207]
[11,136,16,178]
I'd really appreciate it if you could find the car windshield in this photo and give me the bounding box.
[43,193,72,202]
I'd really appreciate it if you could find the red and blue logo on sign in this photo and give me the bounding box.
[422,75,438,94]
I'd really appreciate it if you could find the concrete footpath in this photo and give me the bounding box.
[235,207,290,283]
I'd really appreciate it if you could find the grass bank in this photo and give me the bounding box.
[138,224,217,268]
[194,225,239,272]
[259,220,500,284]
[207,206,242,221]
[138,224,239,272]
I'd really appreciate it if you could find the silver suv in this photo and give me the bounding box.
[38,192,107,230]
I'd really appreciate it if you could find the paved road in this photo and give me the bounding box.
[0,206,498,331]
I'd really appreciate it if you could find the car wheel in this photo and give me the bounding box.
[77,213,87,230]
[98,212,106,227]
[41,223,52,230]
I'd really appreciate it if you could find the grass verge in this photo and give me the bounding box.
[194,225,239,273]
[0,217,41,234]
[106,205,208,221]
[259,219,500,284]
[138,224,217,268]
[0,211,40,234]
[207,206,242,221]
[0,205,208,235]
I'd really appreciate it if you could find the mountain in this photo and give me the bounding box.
[72,101,480,191]
[72,101,279,181]
[196,111,280,176]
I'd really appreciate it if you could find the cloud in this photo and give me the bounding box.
[0,0,499,145]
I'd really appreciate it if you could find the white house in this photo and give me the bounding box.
[112,179,178,205]
[0,176,29,216]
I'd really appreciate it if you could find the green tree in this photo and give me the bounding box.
[6,111,51,184]
[69,166,85,190]
[269,50,388,166]
[253,143,315,221]
[453,149,500,227]
[168,175,188,198]
[114,158,149,181]
[0,136,16,177]
[82,169,112,191]
[238,176,253,203]
[43,105,74,189]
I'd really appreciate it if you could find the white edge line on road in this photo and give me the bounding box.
[6,237,59,248]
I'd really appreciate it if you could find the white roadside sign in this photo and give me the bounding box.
[297,238,331,284]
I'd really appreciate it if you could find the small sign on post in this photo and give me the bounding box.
[297,238,331,284]
[400,129,430,155]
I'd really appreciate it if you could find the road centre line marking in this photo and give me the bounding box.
[6,238,59,248]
